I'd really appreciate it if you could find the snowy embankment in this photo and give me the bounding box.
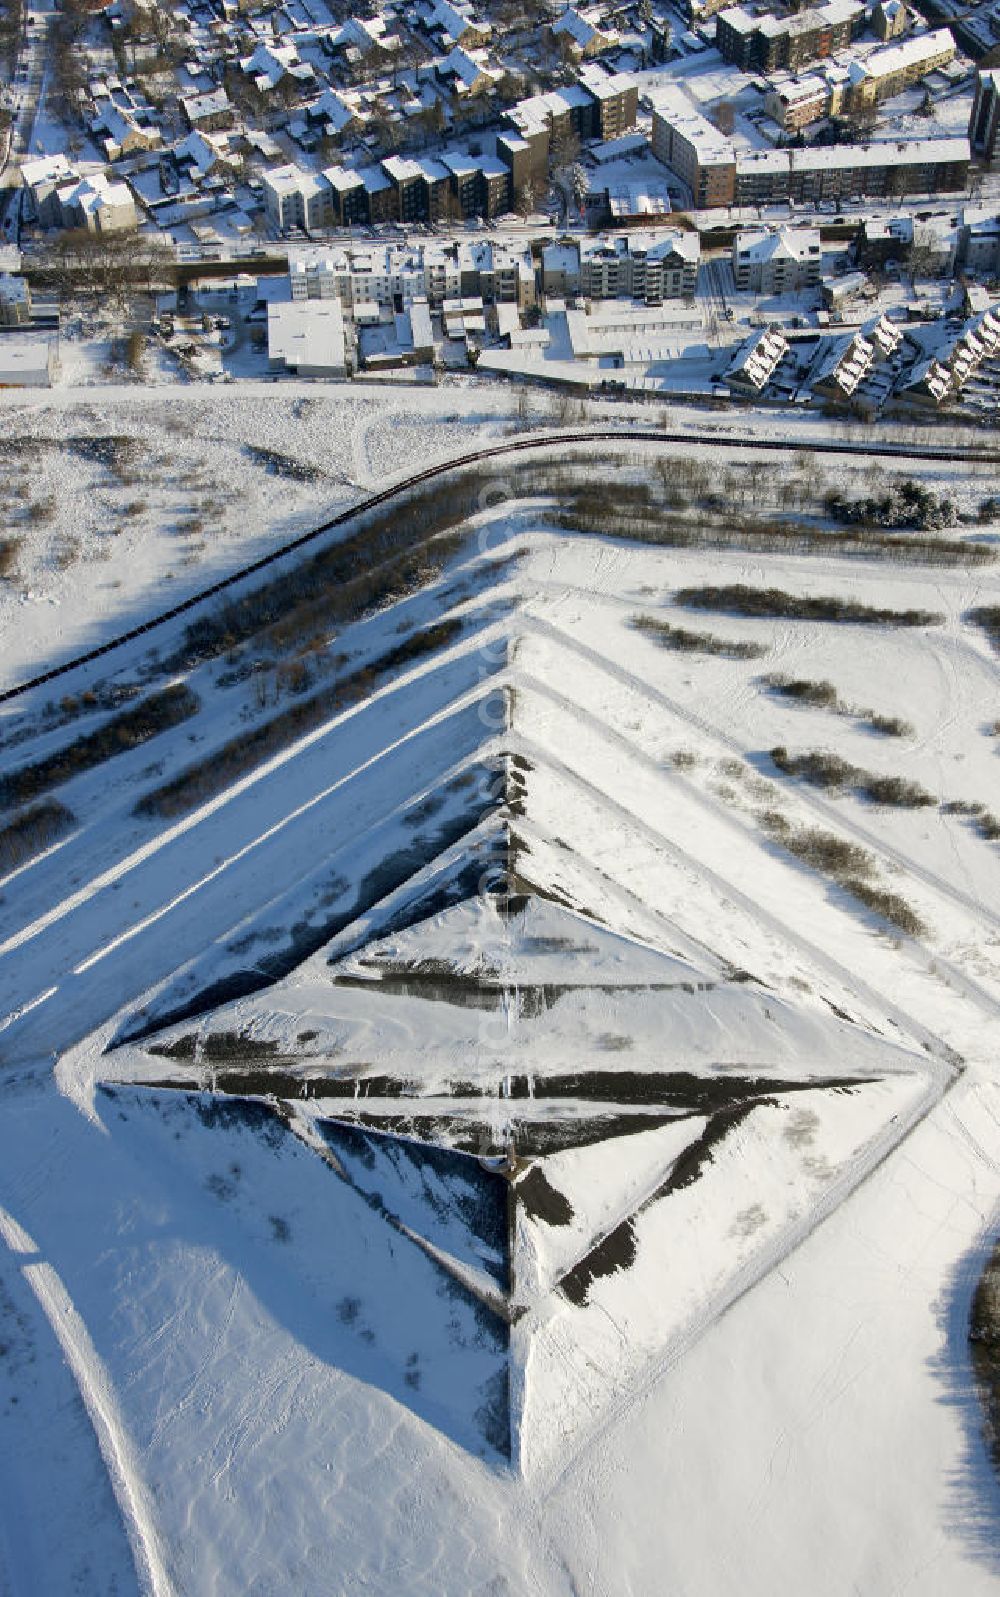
[0,430,998,1595]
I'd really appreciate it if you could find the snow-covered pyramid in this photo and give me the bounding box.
[104,794,933,1468]
[53,532,946,1471]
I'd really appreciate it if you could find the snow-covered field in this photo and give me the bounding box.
[1,406,999,1596]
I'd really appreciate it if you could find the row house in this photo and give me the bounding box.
[844,28,955,113]
[725,326,791,393]
[901,306,1000,405]
[503,69,638,184]
[270,136,516,231]
[812,327,883,399]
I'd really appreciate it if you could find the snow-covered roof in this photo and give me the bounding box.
[734,226,820,266]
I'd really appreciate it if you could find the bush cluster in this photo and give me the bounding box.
[759,812,927,936]
[764,675,839,709]
[942,799,1000,843]
[135,621,462,820]
[244,445,324,484]
[969,606,1000,656]
[166,472,491,673]
[676,585,942,627]
[0,684,199,809]
[632,615,767,660]
[769,747,935,808]
[0,537,22,581]
[0,800,75,876]
[825,478,957,533]
[763,675,912,738]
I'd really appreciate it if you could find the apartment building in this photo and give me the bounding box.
[579,231,700,301]
[650,88,736,207]
[872,0,908,40]
[278,240,534,314]
[764,28,955,130]
[764,74,830,133]
[502,69,638,183]
[0,274,30,327]
[716,0,863,72]
[846,28,955,111]
[960,204,1000,272]
[577,65,639,140]
[970,68,1000,165]
[732,227,821,293]
[262,164,333,231]
[734,137,970,206]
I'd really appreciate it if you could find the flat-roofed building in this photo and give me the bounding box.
[765,74,829,132]
[960,204,1000,273]
[733,137,969,206]
[579,230,699,301]
[58,173,137,234]
[21,152,75,227]
[268,298,346,378]
[0,336,59,387]
[873,0,908,40]
[577,64,639,140]
[262,164,331,231]
[717,0,863,72]
[970,68,1000,165]
[650,87,736,207]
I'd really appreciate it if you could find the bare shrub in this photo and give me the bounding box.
[677,585,943,627]
[135,622,461,820]
[633,615,766,659]
[25,497,57,525]
[764,675,840,709]
[839,879,927,937]
[969,606,1000,656]
[942,799,1000,843]
[770,747,935,808]
[861,713,913,738]
[0,685,200,809]
[0,801,75,876]
[165,472,492,674]
[758,812,927,936]
[760,814,875,878]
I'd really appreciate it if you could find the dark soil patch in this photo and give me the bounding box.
[516,1166,575,1226]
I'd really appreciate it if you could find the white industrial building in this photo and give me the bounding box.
[0,336,59,387]
[267,299,346,378]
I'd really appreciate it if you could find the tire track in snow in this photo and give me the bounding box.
[0,1206,177,1597]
